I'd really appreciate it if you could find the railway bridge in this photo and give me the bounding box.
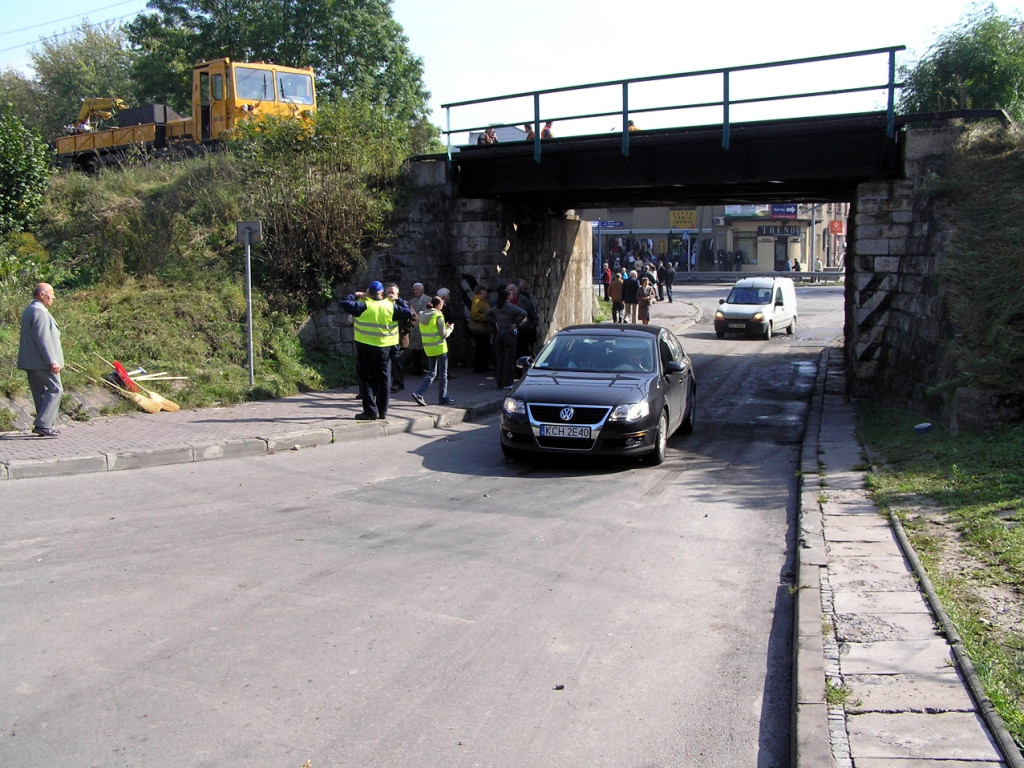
[319,47,1007,418]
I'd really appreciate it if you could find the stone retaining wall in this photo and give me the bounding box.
[300,157,592,365]
[845,125,1019,431]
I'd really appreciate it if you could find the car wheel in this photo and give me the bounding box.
[644,410,668,466]
[763,322,773,341]
[678,383,696,435]
[787,316,796,335]
[716,329,725,339]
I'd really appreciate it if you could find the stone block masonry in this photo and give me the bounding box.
[300,157,593,365]
[844,125,1008,431]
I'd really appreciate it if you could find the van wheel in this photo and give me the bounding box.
[787,317,796,335]
[763,322,773,341]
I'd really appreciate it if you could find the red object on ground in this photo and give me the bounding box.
[112,360,142,393]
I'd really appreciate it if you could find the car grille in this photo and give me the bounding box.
[527,404,611,425]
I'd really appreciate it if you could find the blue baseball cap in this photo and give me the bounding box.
[367,280,384,293]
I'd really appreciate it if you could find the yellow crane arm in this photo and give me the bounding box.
[77,98,129,123]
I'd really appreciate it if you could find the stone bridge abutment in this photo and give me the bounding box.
[301,158,593,366]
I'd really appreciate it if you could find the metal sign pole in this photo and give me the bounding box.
[244,231,254,387]
[236,220,263,388]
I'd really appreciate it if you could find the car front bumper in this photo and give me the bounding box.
[500,413,659,457]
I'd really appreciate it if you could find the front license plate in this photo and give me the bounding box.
[541,424,591,439]
[728,323,746,329]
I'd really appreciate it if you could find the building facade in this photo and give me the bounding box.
[581,203,849,273]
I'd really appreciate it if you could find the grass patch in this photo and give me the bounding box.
[859,404,1024,748]
[0,277,357,410]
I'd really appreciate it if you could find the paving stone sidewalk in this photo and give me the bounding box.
[795,347,1016,768]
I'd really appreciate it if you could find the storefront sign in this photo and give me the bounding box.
[725,204,769,217]
[669,209,697,229]
[771,204,798,217]
[829,220,846,234]
[757,225,801,237]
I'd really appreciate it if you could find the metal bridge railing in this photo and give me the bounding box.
[441,46,905,163]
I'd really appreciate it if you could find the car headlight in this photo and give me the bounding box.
[714,310,725,320]
[752,312,764,322]
[503,396,525,416]
[609,400,650,422]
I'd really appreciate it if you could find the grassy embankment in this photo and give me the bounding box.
[1,106,410,429]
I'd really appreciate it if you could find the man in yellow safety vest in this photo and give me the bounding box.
[340,280,414,420]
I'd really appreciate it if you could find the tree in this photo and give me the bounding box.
[0,102,51,236]
[0,69,46,136]
[29,22,138,141]
[126,0,431,125]
[899,4,1024,122]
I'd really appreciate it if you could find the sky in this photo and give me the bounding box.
[3,0,1023,137]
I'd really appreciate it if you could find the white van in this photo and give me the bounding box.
[714,276,797,340]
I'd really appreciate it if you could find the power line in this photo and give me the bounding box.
[0,1,145,37]
[0,9,147,57]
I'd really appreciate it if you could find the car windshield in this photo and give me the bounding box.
[726,286,772,305]
[532,334,656,373]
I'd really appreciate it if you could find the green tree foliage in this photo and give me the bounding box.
[899,4,1024,121]
[0,70,46,137]
[28,22,138,141]
[0,103,51,237]
[126,0,431,125]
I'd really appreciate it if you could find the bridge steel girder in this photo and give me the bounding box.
[448,112,904,209]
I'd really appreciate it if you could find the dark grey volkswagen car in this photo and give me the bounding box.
[499,324,696,465]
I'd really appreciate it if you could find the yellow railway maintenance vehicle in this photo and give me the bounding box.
[55,58,317,170]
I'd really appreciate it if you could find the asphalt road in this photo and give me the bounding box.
[0,284,845,768]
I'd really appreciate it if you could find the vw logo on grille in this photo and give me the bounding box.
[559,407,575,422]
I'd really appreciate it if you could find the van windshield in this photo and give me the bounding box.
[726,287,771,305]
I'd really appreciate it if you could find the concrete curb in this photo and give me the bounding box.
[0,399,508,482]
[887,508,1024,768]
[792,346,831,768]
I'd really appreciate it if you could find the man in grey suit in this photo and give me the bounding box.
[18,283,64,437]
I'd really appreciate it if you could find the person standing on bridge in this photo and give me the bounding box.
[541,121,554,139]
[477,127,499,145]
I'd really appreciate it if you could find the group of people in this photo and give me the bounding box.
[468,280,539,389]
[603,259,673,325]
[476,121,554,145]
[340,280,456,421]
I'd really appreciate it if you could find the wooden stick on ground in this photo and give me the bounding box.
[71,361,162,414]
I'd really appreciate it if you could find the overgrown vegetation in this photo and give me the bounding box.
[899,4,1024,121]
[0,93,421,408]
[937,122,1024,397]
[859,405,1024,749]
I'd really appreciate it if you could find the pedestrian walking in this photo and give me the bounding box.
[18,282,64,437]
[412,296,456,407]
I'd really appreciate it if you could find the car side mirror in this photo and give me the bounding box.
[516,355,532,371]
[664,360,684,374]
[718,298,725,305]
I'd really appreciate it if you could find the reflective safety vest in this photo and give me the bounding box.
[353,299,399,347]
[419,312,447,357]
